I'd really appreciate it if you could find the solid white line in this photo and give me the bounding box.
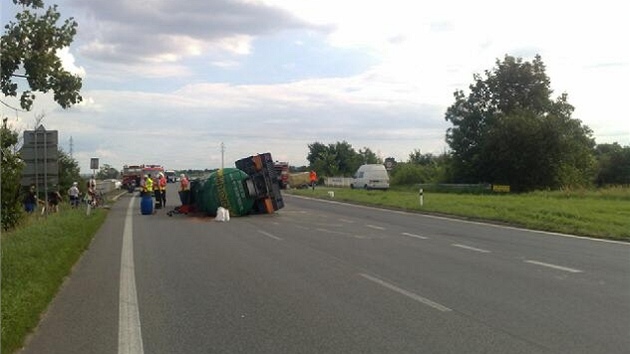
[452,243,491,253]
[119,197,144,354]
[525,260,583,273]
[258,230,282,241]
[360,273,452,312]
[366,224,385,230]
[401,232,428,240]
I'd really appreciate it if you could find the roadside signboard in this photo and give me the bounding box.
[20,125,59,189]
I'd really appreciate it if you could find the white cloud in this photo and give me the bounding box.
[57,47,86,77]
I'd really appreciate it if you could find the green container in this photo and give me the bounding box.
[195,168,254,216]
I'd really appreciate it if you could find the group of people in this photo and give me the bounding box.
[141,172,190,209]
[23,177,97,214]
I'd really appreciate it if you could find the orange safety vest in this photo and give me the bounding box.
[159,176,167,191]
[180,177,189,191]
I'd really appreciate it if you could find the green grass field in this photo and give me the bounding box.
[288,186,630,241]
[1,205,108,354]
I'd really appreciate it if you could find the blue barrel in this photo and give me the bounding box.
[140,195,153,215]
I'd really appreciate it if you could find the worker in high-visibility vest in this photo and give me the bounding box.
[143,174,153,196]
[158,172,167,207]
[309,170,317,190]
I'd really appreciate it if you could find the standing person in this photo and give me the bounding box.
[48,186,62,213]
[158,172,167,207]
[179,173,190,206]
[68,182,80,208]
[179,174,189,191]
[87,177,96,205]
[24,184,37,213]
[143,174,153,196]
[309,170,317,190]
[153,174,162,209]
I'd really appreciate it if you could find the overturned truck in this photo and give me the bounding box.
[173,153,284,217]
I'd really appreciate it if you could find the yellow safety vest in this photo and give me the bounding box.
[145,178,153,192]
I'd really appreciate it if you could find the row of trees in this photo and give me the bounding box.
[305,55,628,191]
[306,141,629,189]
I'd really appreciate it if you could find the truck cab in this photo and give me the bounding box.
[165,170,177,183]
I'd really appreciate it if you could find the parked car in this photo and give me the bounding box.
[350,164,390,190]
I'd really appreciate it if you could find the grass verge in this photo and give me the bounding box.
[1,206,108,354]
[288,187,630,241]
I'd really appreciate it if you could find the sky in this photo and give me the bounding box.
[2,0,629,173]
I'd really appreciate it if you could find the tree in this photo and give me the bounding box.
[1,119,25,230]
[594,143,630,186]
[306,141,365,176]
[358,147,380,165]
[445,55,595,191]
[57,148,82,193]
[408,149,436,166]
[96,164,119,180]
[1,0,82,111]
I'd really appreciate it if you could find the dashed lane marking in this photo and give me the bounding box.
[452,243,491,253]
[360,273,452,312]
[401,232,428,240]
[525,260,583,273]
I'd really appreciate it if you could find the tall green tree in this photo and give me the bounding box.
[445,55,595,191]
[1,120,25,230]
[1,0,82,111]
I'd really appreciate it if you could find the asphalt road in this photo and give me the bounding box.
[19,186,630,353]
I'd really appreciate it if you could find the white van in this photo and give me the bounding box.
[351,164,390,190]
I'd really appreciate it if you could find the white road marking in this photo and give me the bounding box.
[452,243,491,253]
[360,273,452,312]
[366,224,385,230]
[287,195,629,245]
[401,232,428,240]
[119,197,144,354]
[338,218,355,223]
[525,260,583,273]
[258,230,282,241]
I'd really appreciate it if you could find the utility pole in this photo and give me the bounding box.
[220,142,225,169]
[69,136,74,158]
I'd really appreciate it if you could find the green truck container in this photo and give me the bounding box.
[187,153,284,217]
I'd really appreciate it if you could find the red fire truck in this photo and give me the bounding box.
[121,164,165,192]
[121,165,142,192]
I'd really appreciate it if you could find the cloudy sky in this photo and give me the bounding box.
[2,0,628,173]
